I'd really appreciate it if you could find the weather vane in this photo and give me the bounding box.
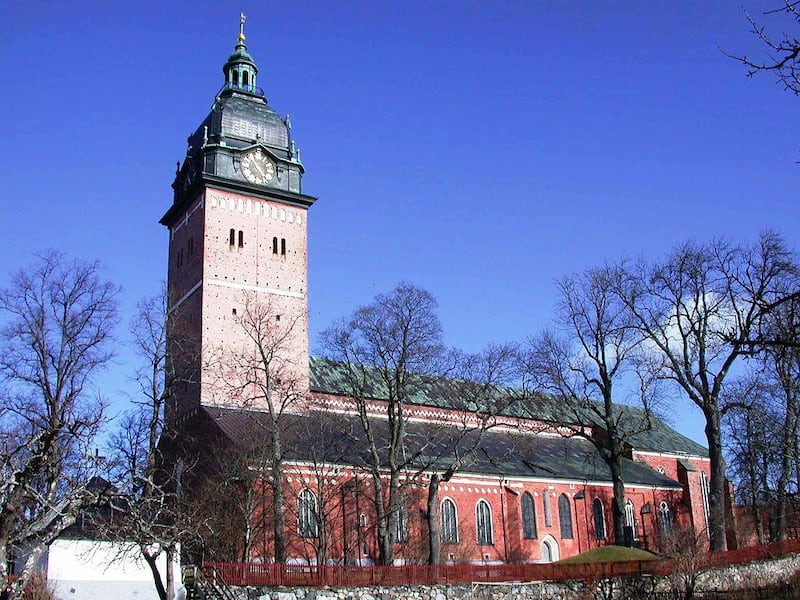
[238,12,246,42]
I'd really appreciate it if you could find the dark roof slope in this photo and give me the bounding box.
[202,406,682,490]
[309,356,707,458]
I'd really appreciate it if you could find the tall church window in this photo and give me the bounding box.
[659,501,672,537]
[699,472,710,538]
[281,238,286,256]
[272,237,278,254]
[476,500,493,545]
[558,494,573,539]
[232,70,239,87]
[298,489,318,538]
[441,498,458,544]
[238,230,244,248]
[593,498,606,540]
[543,490,552,527]
[229,229,236,246]
[395,501,408,543]
[521,492,536,539]
[242,71,249,88]
[625,499,638,541]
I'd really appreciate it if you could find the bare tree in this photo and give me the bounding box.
[663,523,710,600]
[614,232,798,551]
[723,380,776,545]
[211,294,308,564]
[284,414,360,566]
[728,1,800,96]
[522,266,657,547]
[320,282,446,565]
[0,251,118,599]
[104,292,200,600]
[725,293,800,543]
[423,344,518,565]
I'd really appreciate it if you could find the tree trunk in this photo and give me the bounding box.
[165,546,176,600]
[271,463,287,563]
[426,473,442,565]
[705,409,728,552]
[142,550,169,600]
[609,461,627,546]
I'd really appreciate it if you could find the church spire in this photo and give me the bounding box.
[222,13,260,95]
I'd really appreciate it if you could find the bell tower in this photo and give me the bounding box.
[160,15,316,423]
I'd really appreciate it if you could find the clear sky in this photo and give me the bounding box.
[0,1,797,446]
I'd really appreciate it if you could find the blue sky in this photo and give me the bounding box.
[0,1,798,446]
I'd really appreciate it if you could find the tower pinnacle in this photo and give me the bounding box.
[223,13,259,95]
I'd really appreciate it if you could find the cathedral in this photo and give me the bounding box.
[160,19,715,566]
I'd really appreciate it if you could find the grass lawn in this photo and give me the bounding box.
[558,545,659,564]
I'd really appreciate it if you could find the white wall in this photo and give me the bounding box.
[46,539,182,600]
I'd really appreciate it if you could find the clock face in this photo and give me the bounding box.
[241,149,275,185]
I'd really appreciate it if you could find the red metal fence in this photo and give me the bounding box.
[204,538,800,589]
[205,559,657,588]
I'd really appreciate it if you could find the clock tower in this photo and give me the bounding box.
[160,16,316,423]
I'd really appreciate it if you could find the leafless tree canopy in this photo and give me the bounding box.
[0,251,118,598]
[522,265,657,547]
[103,291,202,600]
[321,282,446,565]
[614,232,798,551]
[730,1,800,95]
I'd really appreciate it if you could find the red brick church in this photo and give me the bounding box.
[160,18,715,566]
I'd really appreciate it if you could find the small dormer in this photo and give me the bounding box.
[222,13,260,95]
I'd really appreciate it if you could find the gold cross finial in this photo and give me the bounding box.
[238,12,246,42]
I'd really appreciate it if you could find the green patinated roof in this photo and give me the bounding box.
[309,356,708,458]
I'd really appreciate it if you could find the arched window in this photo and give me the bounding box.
[593,498,606,540]
[272,237,278,254]
[242,71,249,88]
[543,490,552,527]
[625,499,638,541]
[476,500,493,545]
[659,501,672,537]
[238,230,244,248]
[521,492,537,539]
[281,238,286,256]
[229,229,236,246]
[699,472,710,537]
[558,494,573,539]
[395,501,408,543]
[441,498,458,544]
[232,70,239,87]
[298,489,318,538]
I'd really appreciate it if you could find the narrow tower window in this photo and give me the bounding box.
[232,70,239,87]
[272,237,278,254]
[238,230,244,248]
[229,229,236,246]
[242,71,249,88]
[281,238,286,256]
